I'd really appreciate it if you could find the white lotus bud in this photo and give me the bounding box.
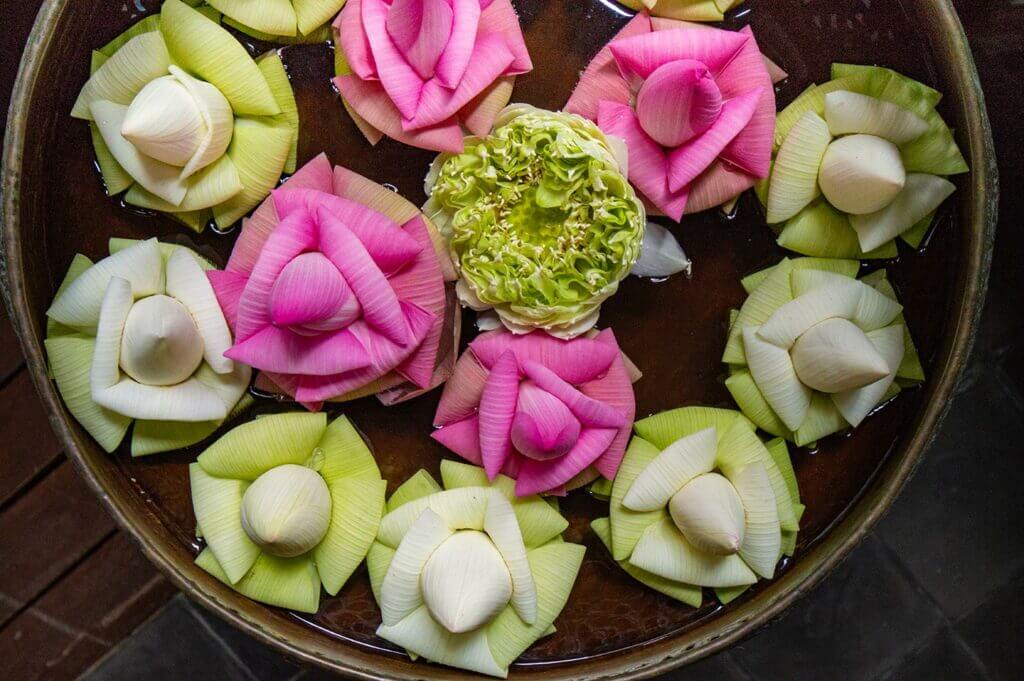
[791,317,890,393]
[818,134,906,215]
[420,530,512,634]
[122,75,207,167]
[119,294,204,386]
[240,464,332,558]
[669,473,746,556]
[824,91,929,145]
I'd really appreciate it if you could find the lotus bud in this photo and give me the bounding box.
[818,134,906,215]
[420,530,513,633]
[122,75,207,167]
[119,294,204,386]
[790,317,890,393]
[240,464,332,558]
[636,60,723,148]
[669,473,746,556]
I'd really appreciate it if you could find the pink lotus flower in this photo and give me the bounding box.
[432,329,637,496]
[566,13,777,220]
[208,154,458,410]
[333,0,533,153]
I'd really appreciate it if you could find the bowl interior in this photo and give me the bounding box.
[2,0,993,678]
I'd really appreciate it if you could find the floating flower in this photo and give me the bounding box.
[760,64,968,259]
[431,328,637,496]
[723,258,925,446]
[191,412,386,613]
[366,460,584,677]
[593,406,801,607]
[197,0,340,42]
[565,13,776,220]
[208,154,458,410]
[44,238,251,456]
[613,0,746,21]
[72,0,298,232]
[424,105,646,337]
[332,0,532,152]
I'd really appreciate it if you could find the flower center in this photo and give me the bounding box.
[386,0,454,80]
[636,60,723,148]
[790,317,890,393]
[668,472,746,556]
[240,464,332,558]
[270,252,361,335]
[119,294,204,386]
[420,530,513,633]
[510,381,581,461]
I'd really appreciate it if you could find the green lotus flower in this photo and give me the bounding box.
[593,406,802,607]
[615,0,746,21]
[72,0,299,232]
[424,104,646,338]
[192,412,387,613]
[190,0,337,43]
[366,460,584,677]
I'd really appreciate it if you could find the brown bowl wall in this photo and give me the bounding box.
[1,0,997,678]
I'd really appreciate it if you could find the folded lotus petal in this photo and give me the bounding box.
[514,427,618,496]
[342,97,387,146]
[460,75,515,138]
[598,101,689,221]
[610,28,749,90]
[577,360,635,478]
[269,252,359,329]
[636,59,721,147]
[511,381,581,461]
[763,54,788,84]
[404,32,514,131]
[431,415,483,464]
[684,160,756,214]
[226,154,335,276]
[333,165,421,225]
[387,0,454,81]
[337,0,378,80]
[521,360,626,429]
[433,0,481,87]
[207,269,248,330]
[224,324,371,375]
[434,349,490,425]
[564,12,652,120]
[715,28,774,177]
[478,350,519,479]
[334,75,465,153]
[235,211,320,342]
[477,0,532,74]
[362,0,425,121]
[317,206,410,346]
[667,87,762,192]
[469,330,618,384]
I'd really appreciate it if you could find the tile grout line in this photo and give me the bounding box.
[0,453,66,513]
[76,597,178,680]
[184,599,263,681]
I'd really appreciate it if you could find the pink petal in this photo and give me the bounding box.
[564,12,651,120]
[268,252,358,329]
[566,467,600,491]
[477,0,532,75]
[342,97,387,146]
[334,75,465,153]
[609,27,749,91]
[337,0,377,80]
[469,330,618,384]
[716,27,775,177]
[460,75,514,138]
[235,211,320,343]
[381,286,460,404]
[333,165,420,225]
[511,381,581,461]
[256,372,325,412]
[387,0,453,81]
[225,325,371,375]
[227,154,334,276]
[522,360,626,429]
[317,205,410,346]
[764,54,788,84]
[434,349,489,425]
[580,360,636,480]
[206,269,247,331]
[404,32,514,131]
[597,101,689,221]
[477,350,519,479]
[666,87,762,193]
[514,428,617,497]
[684,161,757,215]
[433,0,481,88]
[432,415,483,465]
[636,60,722,147]
[362,0,425,121]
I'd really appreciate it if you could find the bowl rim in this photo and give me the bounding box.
[1,1,998,678]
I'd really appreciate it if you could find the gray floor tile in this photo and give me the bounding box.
[877,370,1024,620]
[185,599,301,681]
[727,535,946,681]
[882,626,989,681]
[660,651,751,680]
[955,571,1024,681]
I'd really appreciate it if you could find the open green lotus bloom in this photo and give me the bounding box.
[366,460,584,677]
[594,407,801,607]
[190,0,337,42]
[192,412,387,613]
[722,257,924,447]
[45,238,252,457]
[423,104,646,338]
[614,0,745,21]
[72,0,299,232]
[758,64,967,259]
